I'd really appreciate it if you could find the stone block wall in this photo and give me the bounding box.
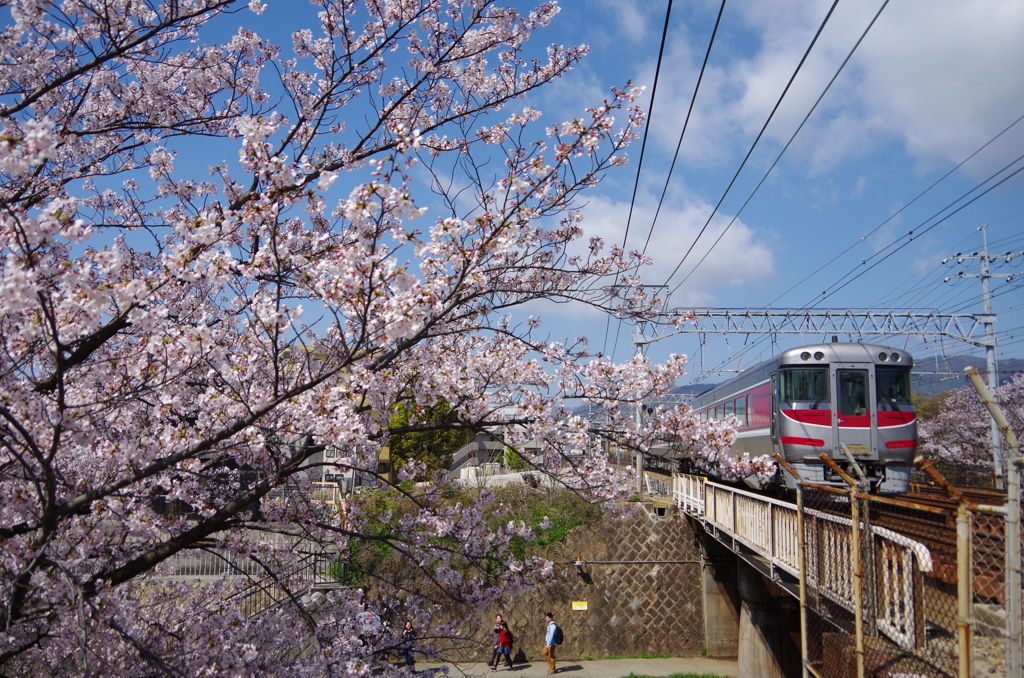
[472,504,707,662]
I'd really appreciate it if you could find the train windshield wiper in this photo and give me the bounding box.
[812,384,827,410]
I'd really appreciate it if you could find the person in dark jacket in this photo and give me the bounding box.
[488,614,505,669]
[401,620,416,669]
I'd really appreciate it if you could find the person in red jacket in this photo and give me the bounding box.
[492,621,514,670]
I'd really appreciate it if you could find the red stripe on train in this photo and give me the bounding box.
[884,440,916,449]
[782,410,831,425]
[780,436,825,447]
[878,411,916,426]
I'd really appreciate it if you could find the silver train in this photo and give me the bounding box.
[667,342,917,493]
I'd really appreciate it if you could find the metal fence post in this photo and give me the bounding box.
[850,477,864,678]
[956,502,973,678]
[964,366,1021,676]
[840,444,877,639]
[819,454,864,678]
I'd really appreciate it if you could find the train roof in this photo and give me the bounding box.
[775,342,914,368]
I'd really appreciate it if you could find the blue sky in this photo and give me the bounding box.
[204,1,1024,384]
[507,0,1024,383]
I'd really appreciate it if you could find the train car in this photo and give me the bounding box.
[675,341,916,493]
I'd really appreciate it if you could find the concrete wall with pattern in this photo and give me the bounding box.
[472,504,707,663]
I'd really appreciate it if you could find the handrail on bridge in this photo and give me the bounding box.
[672,473,932,650]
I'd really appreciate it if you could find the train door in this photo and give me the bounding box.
[832,366,876,459]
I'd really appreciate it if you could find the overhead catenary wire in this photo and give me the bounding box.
[660,0,843,290]
[661,28,1021,381]
[668,0,891,298]
[609,2,1023,377]
[768,110,1024,308]
[801,159,1024,307]
[779,152,1024,314]
[868,219,1023,310]
[683,142,1024,377]
[685,193,1024,381]
[637,0,729,260]
[603,0,676,359]
[619,0,676,253]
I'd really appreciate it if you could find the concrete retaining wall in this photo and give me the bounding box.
[471,504,707,662]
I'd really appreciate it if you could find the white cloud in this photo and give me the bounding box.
[577,192,777,307]
[676,0,1024,178]
[852,0,1024,173]
[596,0,650,44]
[551,0,1024,184]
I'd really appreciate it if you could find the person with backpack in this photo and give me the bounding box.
[542,612,562,675]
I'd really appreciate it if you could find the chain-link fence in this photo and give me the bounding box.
[793,464,1020,678]
[799,481,943,677]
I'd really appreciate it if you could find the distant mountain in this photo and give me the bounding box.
[911,355,1024,396]
[670,383,716,396]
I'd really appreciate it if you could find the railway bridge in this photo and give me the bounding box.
[667,469,1020,678]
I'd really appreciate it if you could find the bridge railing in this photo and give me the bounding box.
[673,473,932,651]
[707,483,802,577]
[801,498,932,650]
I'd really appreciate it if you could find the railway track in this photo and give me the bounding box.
[871,487,1009,601]
[804,484,1010,598]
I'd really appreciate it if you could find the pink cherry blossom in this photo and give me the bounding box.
[0,2,732,675]
[919,372,1024,472]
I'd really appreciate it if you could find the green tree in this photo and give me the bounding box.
[389,400,472,479]
[912,391,951,421]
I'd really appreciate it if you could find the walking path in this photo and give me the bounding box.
[417,657,738,678]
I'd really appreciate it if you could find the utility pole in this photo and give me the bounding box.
[631,285,667,496]
[943,224,1023,488]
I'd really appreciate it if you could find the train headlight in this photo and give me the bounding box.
[878,352,888,361]
[891,353,901,362]
[800,351,811,361]
[813,351,824,360]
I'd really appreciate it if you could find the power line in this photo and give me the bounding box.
[604,0,676,359]
[637,0,729,259]
[801,158,1024,307]
[660,0,842,289]
[648,0,891,377]
[620,0,675,252]
[769,110,1024,307]
[669,0,892,297]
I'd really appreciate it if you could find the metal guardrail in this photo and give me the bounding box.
[161,549,267,579]
[237,551,339,618]
[673,473,933,650]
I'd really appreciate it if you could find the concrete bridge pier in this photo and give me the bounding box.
[701,535,740,658]
[737,561,802,678]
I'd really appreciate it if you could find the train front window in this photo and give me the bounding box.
[837,369,869,416]
[779,367,829,409]
[877,367,913,411]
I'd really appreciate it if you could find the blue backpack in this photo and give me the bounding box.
[552,624,563,646]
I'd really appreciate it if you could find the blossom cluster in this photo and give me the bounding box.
[0,1,731,675]
[918,372,1024,471]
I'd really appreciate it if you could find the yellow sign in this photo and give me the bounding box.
[571,601,588,611]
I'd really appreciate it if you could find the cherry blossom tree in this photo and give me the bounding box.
[0,1,729,674]
[918,372,1024,472]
